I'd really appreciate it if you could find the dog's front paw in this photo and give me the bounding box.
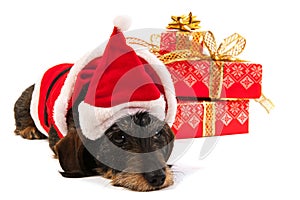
[15,126,47,140]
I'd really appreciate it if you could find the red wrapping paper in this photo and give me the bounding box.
[166,60,262,99]
[172,100,249,139]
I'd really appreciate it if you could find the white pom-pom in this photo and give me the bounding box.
[113,15,131,31]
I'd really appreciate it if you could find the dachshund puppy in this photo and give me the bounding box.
[13,17,177,191]
[14,85,175,191]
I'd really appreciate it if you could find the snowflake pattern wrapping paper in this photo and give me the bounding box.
[173,100,249,139]
[166,60,262,99]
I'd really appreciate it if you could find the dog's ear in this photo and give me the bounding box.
[54,127,97,178]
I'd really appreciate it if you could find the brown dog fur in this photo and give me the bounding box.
[14,85,175,191]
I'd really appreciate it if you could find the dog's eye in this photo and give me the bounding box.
[153,131,162,140]
[111,133,126,145]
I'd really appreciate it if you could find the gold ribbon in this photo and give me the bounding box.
[203,102,216,137]
[203,31,246,61]
[175,31,203,51]
[167,12,201,32]
[158,49,206,64]
[255,94,275,113]
[202,31,247,98]
[209,61,224,99]
[126,36,160,55]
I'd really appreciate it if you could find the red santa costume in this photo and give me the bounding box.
[30,16,177,140]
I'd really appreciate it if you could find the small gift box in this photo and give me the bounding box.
[172,99,249,139]
[159,12,204,55]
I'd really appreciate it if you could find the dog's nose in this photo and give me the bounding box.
[143,169,166,187]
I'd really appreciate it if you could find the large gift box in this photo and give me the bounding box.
[173,100,249,139]
[166,60,262,99]
[158,26,262,99]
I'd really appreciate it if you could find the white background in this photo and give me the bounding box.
[0,0,299,199]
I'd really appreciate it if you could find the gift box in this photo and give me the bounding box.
[166,60,262,99]
[160,12,204,55]
[172,99,249,139]
[157,27,263,99]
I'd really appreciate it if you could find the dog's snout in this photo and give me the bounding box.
[143,169,166,187]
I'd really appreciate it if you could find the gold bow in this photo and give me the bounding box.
[167,12,201,32]
[204,31,246,61]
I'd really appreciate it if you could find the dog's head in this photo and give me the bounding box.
[97,111,175,191]
[54,110,175,191]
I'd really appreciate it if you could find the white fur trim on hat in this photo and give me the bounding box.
[78,95,166,140]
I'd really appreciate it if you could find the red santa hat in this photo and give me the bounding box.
[51,16,177,140]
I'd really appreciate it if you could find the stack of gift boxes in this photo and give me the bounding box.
[127,13,270,139]
[155,13,264,139]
